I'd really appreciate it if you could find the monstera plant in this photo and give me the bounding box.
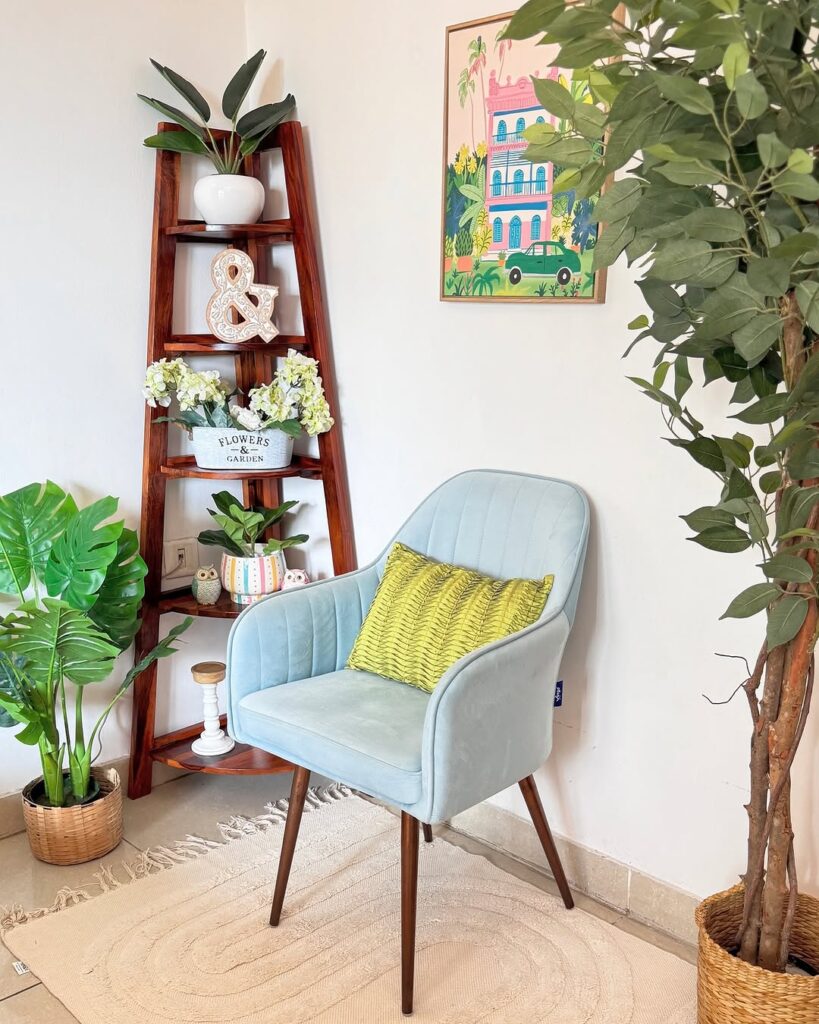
[505,0,819,1009]
[0,482,190,807]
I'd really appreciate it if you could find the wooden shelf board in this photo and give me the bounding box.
[152,737,293,776]
[159,455,322,481]
[164,333,308,355]
[165,220,293,243]
[159,587,243,619]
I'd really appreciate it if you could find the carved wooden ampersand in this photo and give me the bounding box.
[206,249,279,344]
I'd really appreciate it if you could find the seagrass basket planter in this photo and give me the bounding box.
[696,884,819,1024]
[21,767,123,866]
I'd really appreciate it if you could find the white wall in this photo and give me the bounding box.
[0,0,815,906]
[0,2,252,795]
[243,0,819,900]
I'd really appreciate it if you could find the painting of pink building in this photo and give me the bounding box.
[484,69,557,254]
[442,14,606,302]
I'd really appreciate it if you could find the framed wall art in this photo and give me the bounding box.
[441,10,609,303]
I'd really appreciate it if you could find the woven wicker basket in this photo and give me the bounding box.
[22,767,123,866]
[696,885,819,1024]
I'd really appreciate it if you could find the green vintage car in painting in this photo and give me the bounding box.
[506,241,581,286]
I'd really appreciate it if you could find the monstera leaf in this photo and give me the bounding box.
[0,599,120,687]
[88,529,148,650]
[44,496,123,611]
[0,652,20,728]
[0,482,77,599]
[0,651,57,746]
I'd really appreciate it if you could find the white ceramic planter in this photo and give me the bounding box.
[221,546,287,605]
[190,427,294,470]
[193,173,265,225]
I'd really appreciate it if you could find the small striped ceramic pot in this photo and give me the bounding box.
[220,546,286,605]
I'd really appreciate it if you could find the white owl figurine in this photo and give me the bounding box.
[192,565,222,605]
[281,568,310,590]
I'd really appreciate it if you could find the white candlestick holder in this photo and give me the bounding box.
[190,661,235,756]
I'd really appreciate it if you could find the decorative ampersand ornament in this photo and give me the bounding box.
[205,249,280,344]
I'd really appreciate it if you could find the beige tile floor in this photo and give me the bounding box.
[0,770,695,1022]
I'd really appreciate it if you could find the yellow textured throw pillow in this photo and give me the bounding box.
[347,542,554,693]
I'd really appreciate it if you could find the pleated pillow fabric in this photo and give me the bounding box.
[347,542,554,693]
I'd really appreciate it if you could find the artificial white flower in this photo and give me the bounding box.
[230,405,264,431]
[141,352,333,437]
[176,368,227,411]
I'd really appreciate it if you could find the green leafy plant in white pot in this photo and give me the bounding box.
[199,491,308,604]
[0,482,191,864]
[505,1,819,1019]
[138,49,295,225]
[142,348,334,471]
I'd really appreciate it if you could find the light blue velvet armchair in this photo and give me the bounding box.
[226,469,589,1014]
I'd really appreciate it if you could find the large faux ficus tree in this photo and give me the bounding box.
[505,0,818,972]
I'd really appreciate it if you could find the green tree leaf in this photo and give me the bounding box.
[787,148,813,174]
[767,594,809,649]
[222,48,265,120]
[690,525,752,553]
[723,42,749,89]
[142,129,209,156]
[757,132,790,168]
[87,530,148,650]
[721,582,781,619]
[731,393,788,424]
[681,506,734,532]
[652,72,715,115]
[734,71,768,119]
[0,599,120,687]
[0,482,77,599]
[760,554,813,584]
[149,60,210,121]
[656,161,721,186]
[796,281,819,332]
[746,257,790,296]
[592,219,635,270]
[44,497,123,611]
[502,0,566,40]
[531,76,576,120]
[137,95,206,139]
[676,437,726,471]
[678,207,745,242]
[732,313,782,364]
[594,179,643,223]
[774,171,819,201]
[235,95,296,140]
[649,239,713,281]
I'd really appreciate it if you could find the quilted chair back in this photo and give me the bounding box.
[378,469,589,625]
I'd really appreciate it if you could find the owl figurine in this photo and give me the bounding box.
[192,565,222,606]
[281,568,310,590]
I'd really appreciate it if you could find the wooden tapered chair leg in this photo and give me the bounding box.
[270,765,311,926]
[518,775,574,909]
[422,823,433,843]
[401,812,419,1015]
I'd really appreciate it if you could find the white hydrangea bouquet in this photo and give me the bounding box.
[142,349,333,470]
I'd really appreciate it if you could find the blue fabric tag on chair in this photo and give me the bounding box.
[554,680,563,707]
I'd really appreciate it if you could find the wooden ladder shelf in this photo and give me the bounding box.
[128,121,355,798]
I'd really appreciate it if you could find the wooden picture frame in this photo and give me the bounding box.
[440,10,610,304]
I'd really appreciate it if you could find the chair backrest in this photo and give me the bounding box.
[376,469,589,626]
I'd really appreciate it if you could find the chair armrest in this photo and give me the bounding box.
[419,608,571,822]
[226,566,380,725]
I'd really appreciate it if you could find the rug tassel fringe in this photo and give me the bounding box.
[0,783,350,933]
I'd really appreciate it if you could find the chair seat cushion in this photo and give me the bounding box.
[236,669,429,805]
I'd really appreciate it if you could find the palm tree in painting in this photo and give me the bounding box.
[457,67,476,151]
[468,36,488,138]
[494,25,512,81]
